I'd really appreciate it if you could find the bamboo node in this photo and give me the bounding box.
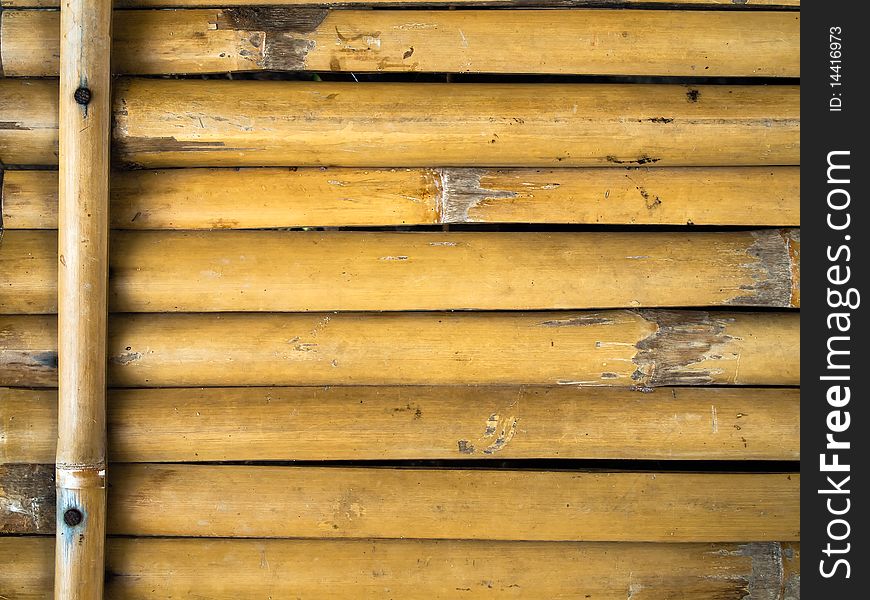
[56,465,107,490]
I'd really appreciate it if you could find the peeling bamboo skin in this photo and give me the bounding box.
[0,79,58,166]
[112,80,800,168]
[0,464,799,540]
[0,538,801,600]
[0,167,801,230]
[0,311,799,388]
[0,386,800,463]
[0,9,800,77]
[0,229,801,313]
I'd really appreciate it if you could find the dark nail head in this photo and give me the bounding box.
[74,87,92,106]
[64,508,83,526]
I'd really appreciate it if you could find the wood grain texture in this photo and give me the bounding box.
[0,386,800,463]
[1,8,800,77]
[1,311,800,388]
[0,229,801,313]
[0,537,802,600]
[0,78,58,166]
[1,167,801,229]
[0,464,799,540]
[113,79,800,168]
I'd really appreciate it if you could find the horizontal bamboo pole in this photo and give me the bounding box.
[0,537,801,600]
[0,0,803,9]
[0,229,802,313]
[114,80,801,168]
[1,311,800,388]
[0,464,799,540]
[0,9,800,77]
[1,167,802,228]
[0,79,57,167]
[1,78,801,168]
[1,386,800,463]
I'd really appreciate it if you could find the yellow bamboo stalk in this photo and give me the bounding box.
[0,386,800,463]
[54,0,111,598]
[0,229,801,313]
[0,0,803,8]
[0,537,802,600]
[0,311,800,388]
[0,79,801,168]
[0,8,800,77]
[0,167,802,228]
[0,79,57,166]
[0,464,799,540]
[113,79,801,168]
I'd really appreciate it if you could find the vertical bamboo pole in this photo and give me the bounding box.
[55,1,112,598]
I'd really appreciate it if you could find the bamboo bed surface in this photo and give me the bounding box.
[0,0,800,597]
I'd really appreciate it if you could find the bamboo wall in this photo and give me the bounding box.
[0,0,800,597]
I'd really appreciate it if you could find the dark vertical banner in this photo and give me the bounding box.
[802,1,869,596]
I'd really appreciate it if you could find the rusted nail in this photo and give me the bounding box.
[64,508,84,527]
[74,87,92,106]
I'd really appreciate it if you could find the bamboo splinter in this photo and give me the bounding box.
[54,1,112,599]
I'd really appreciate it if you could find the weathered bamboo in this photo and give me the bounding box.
[0,537,801,600]
[114,80,801,168]
[0,8,800,77]
[0,229,802,313]
[0,0,803,8]
[0,464,799,540]
[54,0,112,598]
[0,79,802,168]
[0,79,57,166]
[1,167,802,228]
[1,311,800,388]
[0,386,800,463]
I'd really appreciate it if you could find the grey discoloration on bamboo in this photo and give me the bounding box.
[738,542,786,600]
[216,7,329,70]
[437,168,518,223]
[631,310,735,386]
[782,574,800,600]
[728,229,799,307]
[0,350,58,387]
[0,464,55,534]
[539,315,614,327]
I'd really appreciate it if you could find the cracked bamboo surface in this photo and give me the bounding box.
[0,464,799,540]
[0,311,800,388]
[0,537,801,600]
[0,78,800,167]
[0,386,800,463]
[0,229,801,313]
[1,167,801,228]
[0,8,800,77]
